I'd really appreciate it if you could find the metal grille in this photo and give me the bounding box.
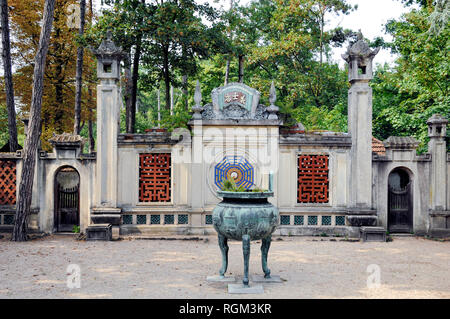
[4,214,14,225]
[139,153,171,202]
[294,215,304,225]
[205,215,213,225]
[322,216,332,226]
[336,216,345,226]
[137,215,147,225]
[308,216,318,225]
[150,215,160,224]
[280,215,291,225]
[123,215,132,225]
[0,160,16,205]
[57,185,79,209]
[164,214,174,224]
[297,155,329,203]
[178,214,188,225]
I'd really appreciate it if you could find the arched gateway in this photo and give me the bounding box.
[387,168,413,233]
[54,166,80,232]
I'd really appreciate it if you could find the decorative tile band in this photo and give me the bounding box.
[277,215,346,227]
[120,214,190,226]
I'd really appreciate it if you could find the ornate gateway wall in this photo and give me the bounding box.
[1,35,448,238]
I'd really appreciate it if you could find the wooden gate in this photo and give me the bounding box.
[388,182,412,233]
[55,184,79,232]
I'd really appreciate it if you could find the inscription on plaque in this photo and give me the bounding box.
[224,91,246,105]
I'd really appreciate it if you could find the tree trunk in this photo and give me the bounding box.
[52,10,64,133]
[126,0,145,132]
[157,86,160,126]
[182,74,188,110]
[73,0,86,135]
[88,114,94,152]
[12,0,55,242]
[163,45,170,110]
[224,0,233,86]
[0,0,18,152]
[224,59,230,85]
[238,54,244,83]
[170,85,174,115]
[130,39,141,131]
[319,8,324,65]
[87,0,94,152]
[124,53,133,133]
[87,86,94,153]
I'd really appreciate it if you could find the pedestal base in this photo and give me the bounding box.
[206,275,236,282]
[86,224,112,241]
[251,275,283,283]
[91,207,121,225]
[228,284,264,294]
[360,226,386,242]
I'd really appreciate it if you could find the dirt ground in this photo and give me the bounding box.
[0,234,449,299]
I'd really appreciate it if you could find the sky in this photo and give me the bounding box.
[326,0,416,66]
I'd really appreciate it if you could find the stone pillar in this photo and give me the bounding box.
[90,32,125,233]
[190,82,205,233]
[427,114,449,236]
[342,33,379,226]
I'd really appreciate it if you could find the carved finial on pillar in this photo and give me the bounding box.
[91,30,125,83]
[191,80,203,120]
[342,32,380,82]
[427,113,448,139]
[267,81,279,120]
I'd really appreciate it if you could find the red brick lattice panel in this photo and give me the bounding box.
[297,155,329,203]
[0,160,16,205]
[139,153,171,202]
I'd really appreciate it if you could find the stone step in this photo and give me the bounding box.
[360,226,386,242]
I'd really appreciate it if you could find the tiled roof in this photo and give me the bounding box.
[48,132,83,144]
[383,136,420,149]
[372,137,386,155]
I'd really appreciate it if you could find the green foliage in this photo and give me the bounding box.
[221,177,267,192]
[0,104,25,150]
[231,0,354,131]
[372,3,449,152]
[159,106,191,132]
[221,178,246,192]
[72,225,80,233]
[0,104,9,148]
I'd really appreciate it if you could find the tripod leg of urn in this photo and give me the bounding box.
[242,234,250,286]
[261,235,272,278]
[218,234,229,277]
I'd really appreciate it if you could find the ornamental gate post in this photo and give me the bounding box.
[342,33,379,222]
[90,32,125,232]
